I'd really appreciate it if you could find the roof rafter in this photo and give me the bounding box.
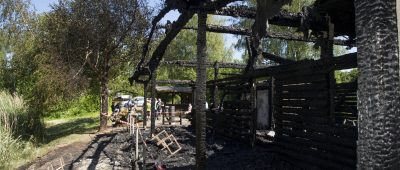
[162,60,247,69]
[158,24,350,46]
[130,0,240,84]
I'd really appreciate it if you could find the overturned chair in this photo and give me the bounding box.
[151,130,182,158]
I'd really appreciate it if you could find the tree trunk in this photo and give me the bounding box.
[355,0,400,169]
[99,74,109,132]
[195,11,207,170]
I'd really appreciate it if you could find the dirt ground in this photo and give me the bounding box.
[22,118,298,170]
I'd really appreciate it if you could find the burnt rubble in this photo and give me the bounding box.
[68,126,297,170]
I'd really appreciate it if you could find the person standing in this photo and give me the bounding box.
[156,98,164,119]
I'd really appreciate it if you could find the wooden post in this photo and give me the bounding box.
[180,113,182,125]
[271,77,278,132]
[213,61,219,108]
[150,71,157,135]
[250,80,257,147]
[191,86,196,128]
[320,16,335,125]
[143,83,148,129]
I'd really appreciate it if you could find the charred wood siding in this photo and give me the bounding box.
[207,100,254,143]
[334,82,357,124]
[273,60,357,169]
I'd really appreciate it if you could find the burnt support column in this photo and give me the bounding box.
[250,80,257,147]
[320,17,335,124]
[355,0,400,169]
[143,83,148,129]
[212,61,219,108]
[150,71,157,135]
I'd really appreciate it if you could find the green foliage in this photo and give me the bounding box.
[159,15,235,81]
[237,0,320,62]
[335,69,358,83]
[46,92,100,119]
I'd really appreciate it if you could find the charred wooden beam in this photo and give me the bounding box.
[262,52,294,64]
[162,60,247,69]
[213,6,301,27]
[131,0,241,84]
[158,24,349,46]
[208,52,357,84]
[156,80,195,85]
[129,11,195,84]
[244,37,258,73]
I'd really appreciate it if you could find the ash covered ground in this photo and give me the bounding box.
[67,126,295,170]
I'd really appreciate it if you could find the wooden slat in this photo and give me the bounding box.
[275,113,329,125]
[273,141,356,169]
[276,107,329,115]
[275,91,329,99]
[277,121,357,139]
[276,135,356,158]
[278,129,356,148]
[275,83,328,91]
[275,75,327,85]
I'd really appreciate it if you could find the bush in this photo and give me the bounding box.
[0,91,41,168]
[46,93,100,119]
[0,128,34,169]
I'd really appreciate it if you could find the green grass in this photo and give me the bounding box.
[44,111,99,143]
[10,112,100,169]
[0,91,102,169]
[0,91,42,169]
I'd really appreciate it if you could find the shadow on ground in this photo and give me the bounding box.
[45,117,99,143]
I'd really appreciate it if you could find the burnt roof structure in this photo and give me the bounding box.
[129,0,357,84]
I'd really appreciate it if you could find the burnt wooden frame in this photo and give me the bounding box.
[129,0,359,169]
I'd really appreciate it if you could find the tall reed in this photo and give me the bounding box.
[0,91,35,169]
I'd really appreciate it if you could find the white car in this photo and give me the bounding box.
[133,96,144,107]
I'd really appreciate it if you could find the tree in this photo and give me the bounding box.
[0,0,31,40]
[355,0,400,168]
[158,15,235,81]
[236,0,320,62]
[41,0,150,131]
[335,69,358,84]
[0,0,32,92]
[195,11,207,170]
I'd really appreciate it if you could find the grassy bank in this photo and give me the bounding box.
[0,91,100,169]
[0,91,39,169]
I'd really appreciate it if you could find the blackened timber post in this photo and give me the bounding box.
[271,77,279,132]
[191,86,196,128]
[212,61,219,108]
[143,83,148,129]
[211,61,219,140]
[320,17,335,165]
[320,16,335,125]
[250,80,257,147]
[150,71,157,135]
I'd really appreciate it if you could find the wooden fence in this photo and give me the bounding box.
[272,60,357,169]
[203,54,358,169]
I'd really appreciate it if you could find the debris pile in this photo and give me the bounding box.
[68,127,293,170]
